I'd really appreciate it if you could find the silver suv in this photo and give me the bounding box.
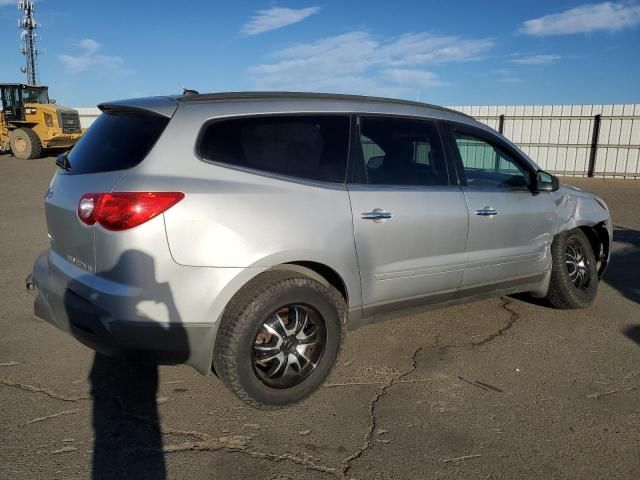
[29,92,612,408]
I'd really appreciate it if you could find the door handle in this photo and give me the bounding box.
[361,210,392,220]
[475,207,498,216]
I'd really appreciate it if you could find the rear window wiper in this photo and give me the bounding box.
[56,152,71,171]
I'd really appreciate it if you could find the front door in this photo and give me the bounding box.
[348,115,469,317]
[444,122,556,289]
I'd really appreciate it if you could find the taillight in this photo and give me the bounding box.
[78,194,98,225]
[78,192,184,231]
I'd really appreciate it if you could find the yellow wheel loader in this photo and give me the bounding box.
[0,83,83,159]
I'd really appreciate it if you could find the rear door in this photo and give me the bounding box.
[45,109,170,298]
[347,115,468,317]
[442,122,556,289]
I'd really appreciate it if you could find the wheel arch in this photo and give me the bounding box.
[555,222,610,279]
[577,223,610,278]
[269,261,349,304]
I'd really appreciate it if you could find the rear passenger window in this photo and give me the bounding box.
[358,116,448,186]
[198,115,350,183]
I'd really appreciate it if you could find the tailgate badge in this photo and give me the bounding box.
[67,255,94,272]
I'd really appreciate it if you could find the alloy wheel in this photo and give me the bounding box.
[565,240,591,290]
[252,304,326,389]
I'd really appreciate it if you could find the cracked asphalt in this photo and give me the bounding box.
[1,155,638,480]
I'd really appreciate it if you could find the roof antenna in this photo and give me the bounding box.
[178,81,199,96]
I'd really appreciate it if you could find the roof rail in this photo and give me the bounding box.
[177,91,474,119]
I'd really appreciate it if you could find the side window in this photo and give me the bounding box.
[453,131,530,189]
[1,87,16,108]
[358,116,448,186]
[198,115,350,183]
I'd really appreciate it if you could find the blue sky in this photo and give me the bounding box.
[0,0,639,106]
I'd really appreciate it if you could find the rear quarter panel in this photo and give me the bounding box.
[113,103,362,310]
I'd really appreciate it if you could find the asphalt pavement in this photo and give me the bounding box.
[1,155,638,479]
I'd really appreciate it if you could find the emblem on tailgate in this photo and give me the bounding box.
[67,255,94,272]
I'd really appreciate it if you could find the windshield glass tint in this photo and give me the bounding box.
[66,111,169,175]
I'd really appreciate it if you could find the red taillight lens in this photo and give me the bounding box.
[78,192,184,231]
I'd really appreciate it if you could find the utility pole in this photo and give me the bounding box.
[18,0,42,85]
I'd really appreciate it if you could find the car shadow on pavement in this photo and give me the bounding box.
[62,250,189,480]
[604,228,640,305]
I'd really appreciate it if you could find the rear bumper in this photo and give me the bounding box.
[30,250,216,374]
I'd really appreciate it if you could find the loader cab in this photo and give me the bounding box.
[1,84,50,123]
[1,84,26,122]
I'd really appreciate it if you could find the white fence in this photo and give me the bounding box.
[448,104,640,178]
[76,107,101,129]
[75,104,640,178]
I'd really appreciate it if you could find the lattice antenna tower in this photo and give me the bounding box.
[18,0,42,85]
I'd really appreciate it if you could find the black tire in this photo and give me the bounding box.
[546,229,598,309]
[213,271,346,409]
[9,128,42,160]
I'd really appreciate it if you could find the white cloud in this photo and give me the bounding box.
[78,38,100,55]
[521,2,640,36]
[58,38,124,73]
[383,69,445,87]
[510,54,561,65]
[240,6,320,35]
[248,31,492,97]
[497,77,524,83]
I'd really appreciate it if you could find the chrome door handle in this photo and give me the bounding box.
[475,208,498,216]
[361,210,392,220]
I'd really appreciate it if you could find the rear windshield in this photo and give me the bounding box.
[65,110,169,175]
[198,115,350,183]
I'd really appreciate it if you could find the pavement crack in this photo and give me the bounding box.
[586,386,637,399]
[0,379,90,402]
[26,408,79,424]
[224,449,340,477]
[113,393,340,477]
[340,346,423,478]
[472,297,520,347]
[0,361,20,367]
[442,453,481,463]
[164,435,340,477]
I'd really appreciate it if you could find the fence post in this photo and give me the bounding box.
[498,114,505,134]
[587,114,601,177]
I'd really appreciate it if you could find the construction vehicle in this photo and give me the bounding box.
[0,83,83,159]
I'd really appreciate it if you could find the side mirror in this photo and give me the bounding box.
[535,170,559,192]
[50,99,57,104]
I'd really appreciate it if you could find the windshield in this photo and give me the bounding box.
[21,87,49,104]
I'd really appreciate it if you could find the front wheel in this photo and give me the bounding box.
[546,229,598,309]
[9,128,42,160]
[213,271,345,409]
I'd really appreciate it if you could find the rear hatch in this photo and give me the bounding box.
[45,100,174,298]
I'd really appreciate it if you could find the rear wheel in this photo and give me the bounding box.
[9,128,42,160]
[213,271,345,409]
[546,229,598,309]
